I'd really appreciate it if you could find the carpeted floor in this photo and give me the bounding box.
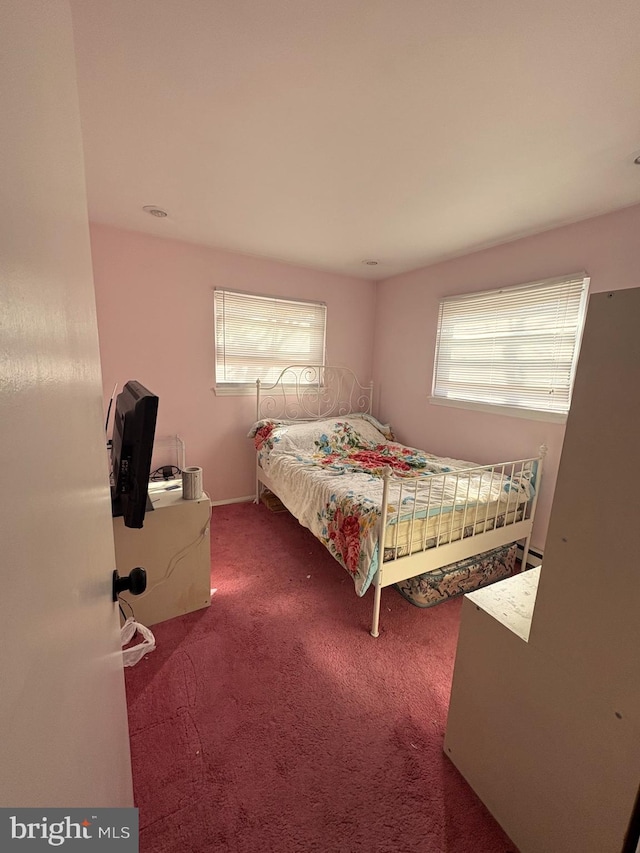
[125,502,517,853]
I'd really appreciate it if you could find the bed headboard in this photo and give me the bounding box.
[256,365,373,422]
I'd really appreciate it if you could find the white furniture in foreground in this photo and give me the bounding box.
[465,565,540,642]
[444,288,640,853]
[113,481,211,627]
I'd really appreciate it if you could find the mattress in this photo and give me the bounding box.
[383,503,524,561]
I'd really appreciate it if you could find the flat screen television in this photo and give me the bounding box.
[110,380,159,528]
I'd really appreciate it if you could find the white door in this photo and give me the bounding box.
[0,2,133,806]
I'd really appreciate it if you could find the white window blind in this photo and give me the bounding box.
[432,273,590,416]
[214,289,327,387]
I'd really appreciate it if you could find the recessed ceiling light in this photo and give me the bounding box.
[142,205,168,217]
[634,155,640,165]
[362,259,379,266]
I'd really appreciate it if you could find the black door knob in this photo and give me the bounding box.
[112,567,147,601]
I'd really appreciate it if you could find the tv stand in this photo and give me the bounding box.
[112,481,211,626]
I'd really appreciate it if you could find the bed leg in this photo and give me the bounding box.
[370,579,382,638]
[521,535,532,572]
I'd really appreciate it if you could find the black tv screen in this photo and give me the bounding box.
[110,380,158,528]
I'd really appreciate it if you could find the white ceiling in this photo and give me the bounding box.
[70,0,640,280]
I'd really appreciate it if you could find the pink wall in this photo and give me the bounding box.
[93,204,640,546]
[91,223,376,502]
[373,203,640,550]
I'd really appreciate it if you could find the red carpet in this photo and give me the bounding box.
[125,503,517,853]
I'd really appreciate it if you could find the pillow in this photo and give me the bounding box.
[247,418,285,439]
[348,412,395,441]
[249,416,392,456]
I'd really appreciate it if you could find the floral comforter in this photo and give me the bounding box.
[249,414,535,596]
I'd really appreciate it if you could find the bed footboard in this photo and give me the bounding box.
[370,447,546,637]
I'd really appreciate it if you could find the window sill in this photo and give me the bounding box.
[428,396,567,424]
[212,385,256,397]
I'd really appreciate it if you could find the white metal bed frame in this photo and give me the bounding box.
[255,365,545,637]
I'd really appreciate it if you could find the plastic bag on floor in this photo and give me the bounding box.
[121,617,156,666]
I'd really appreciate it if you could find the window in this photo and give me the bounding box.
[214,289,327,391]
[431,273,590,420]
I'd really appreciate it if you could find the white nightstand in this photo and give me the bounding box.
[113,481,211,626]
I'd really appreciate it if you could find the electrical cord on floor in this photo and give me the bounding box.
[119,596,136,622]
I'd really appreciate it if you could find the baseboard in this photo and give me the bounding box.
[517,544,543,568]
[210,495,255,507]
